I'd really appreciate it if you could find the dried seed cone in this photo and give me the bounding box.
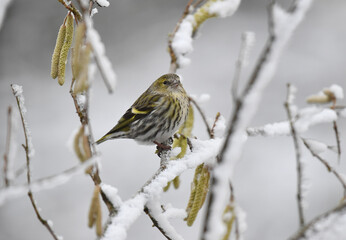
[185,163,204,217]
[173,176,180,189]
[73,126,85,162]
[74,44,92,94]
[50,24,66,79]
[186,166,210,226]
[88,185,102,237]
[58,14,74,86]
[72,22,86,79]
[222,205,235,240]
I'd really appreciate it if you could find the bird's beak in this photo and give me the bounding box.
[172,80,180,88]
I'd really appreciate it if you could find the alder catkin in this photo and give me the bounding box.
[50,24,66,79]
[58,13,74,86]
[72,22,86,79]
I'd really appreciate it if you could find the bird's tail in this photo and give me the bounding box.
[95,132,126,145]
[95,134,111,145]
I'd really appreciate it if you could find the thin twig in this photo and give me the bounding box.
[231,32,255,103]
[302,138,346,198]
[284,83,305,227]
[11,85,60,240]
[3,106,13,187]
[210,112,221,139]
[330,99,342,162]
[144,206,173,240]
[201,1,313,238]
[289,201,346,240]
[333,121,341,162]
[189,97,212,138]
[57,0,83,21]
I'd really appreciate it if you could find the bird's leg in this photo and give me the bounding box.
[154,141,172,150]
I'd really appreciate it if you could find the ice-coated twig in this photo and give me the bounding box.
[11,84,61,240]
[246,106,337,137]
[84,15,117,93]
[3,106,16,187]
[144,198,184,240]
[285,83,305,227]
[168,0,194,73]
[201,1,313,239]
[0,0,12,31]
[168,0,241,72]
[302,138,346,197]
[101,138,222,240]
[231,32,255,103]
[289,201,346,240]
[0,157,98,205]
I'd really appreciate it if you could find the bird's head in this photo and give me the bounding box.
[149,73,186,95]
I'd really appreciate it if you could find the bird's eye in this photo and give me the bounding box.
[163,80,169,85]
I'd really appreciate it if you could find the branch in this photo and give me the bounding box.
[144,199,184,240]
[201,1,313,239]
[246,107,338,137]
[284,83,305,227]
[3,106,13,187]
[101,138,222,240]
[231,32,255,103]
[289,201,346,240]
[302,138,346,197]
[0,156,98,205]
[11,84,61,240]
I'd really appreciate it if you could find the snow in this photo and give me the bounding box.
[304,139,328,154]
[234,205,247,240]
[208,0,241,18]
[11,84,35,158]
[303,207,346,240]
[101,183,123,208]
[0,157,97,205]
[91,8,98,18]
[171,15,195,68]
[146,198,184,240]
[204,2,313,239]
[326,84,344,100]
[247,107,337,137]
[96,0,110,7]
[162,204,187,220]
[213,114,226,138]
[85,16,117,92]
[101,138,222,240]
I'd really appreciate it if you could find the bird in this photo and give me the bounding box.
[96,73,189,149]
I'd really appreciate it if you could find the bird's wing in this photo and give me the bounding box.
[96,94,163,144]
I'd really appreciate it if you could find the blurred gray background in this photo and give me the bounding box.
[0,0,346,239]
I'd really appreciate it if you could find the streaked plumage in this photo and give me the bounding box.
[96,73,189,146]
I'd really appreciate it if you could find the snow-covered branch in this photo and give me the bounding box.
[101,138,222,240]
[289,201,346,240]
[302,138,346,197]
[0,156,98,206]
[285,84,305,227]
[168,0,241,72]
[202,1,313,239]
